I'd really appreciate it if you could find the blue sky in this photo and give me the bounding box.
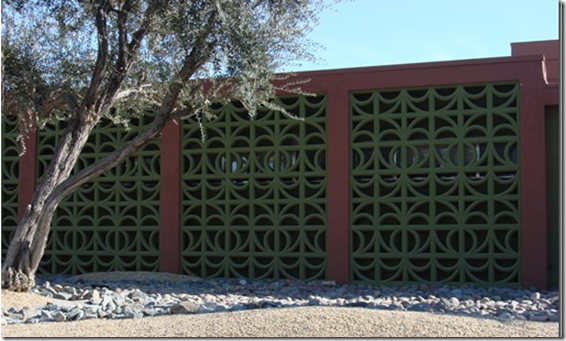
[289,0,559,72]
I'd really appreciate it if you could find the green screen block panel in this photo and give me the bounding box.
[350,83,520,287]
[36,116,161,275]
[181,95,327,281]
[1,115,20,260]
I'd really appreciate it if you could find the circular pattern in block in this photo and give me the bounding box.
[36,117,161,275]
[350,83,520,286]
[181,95,327,281]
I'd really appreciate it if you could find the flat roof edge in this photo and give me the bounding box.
[286,55,545,78]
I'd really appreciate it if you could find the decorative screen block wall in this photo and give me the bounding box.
[0,49,555,289]
[350,83,520,286]
[181,95,327,280]
[36,117,161,275]
[1,115,20,260]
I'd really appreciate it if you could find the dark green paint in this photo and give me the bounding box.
[35,116,161,275]
[350,83,521,286]
[1,115,20,261]
[180,95,328,281]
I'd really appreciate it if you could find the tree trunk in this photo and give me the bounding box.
[1,115,98,291]
[1,108,173,291]
[1,27,202,290]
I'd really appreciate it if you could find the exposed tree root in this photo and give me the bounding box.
[1,267,35,292]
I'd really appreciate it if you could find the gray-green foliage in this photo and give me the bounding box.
[1,0,328,148]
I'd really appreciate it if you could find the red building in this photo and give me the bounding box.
[2,40,559,289]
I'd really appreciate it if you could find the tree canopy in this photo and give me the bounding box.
[1,0,332,291]
[2,0,325,142]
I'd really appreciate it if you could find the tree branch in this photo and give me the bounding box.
[97,1,155,113]
[169,105,196,120]
[48,9,221,205]
[127,4,153,55]
[176,11,218,83]
[37,94,79,117]
[81,1,110,113]
[114,83,152,101]
[44,106,170,212]
[116,0,134,74]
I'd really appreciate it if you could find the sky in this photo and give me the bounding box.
[286,0,560,72]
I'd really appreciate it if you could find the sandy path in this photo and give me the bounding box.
[1,305,559,338]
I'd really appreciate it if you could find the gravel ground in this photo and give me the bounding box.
[1,272,561,338]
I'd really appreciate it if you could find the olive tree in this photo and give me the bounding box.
[1,0,329,291]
